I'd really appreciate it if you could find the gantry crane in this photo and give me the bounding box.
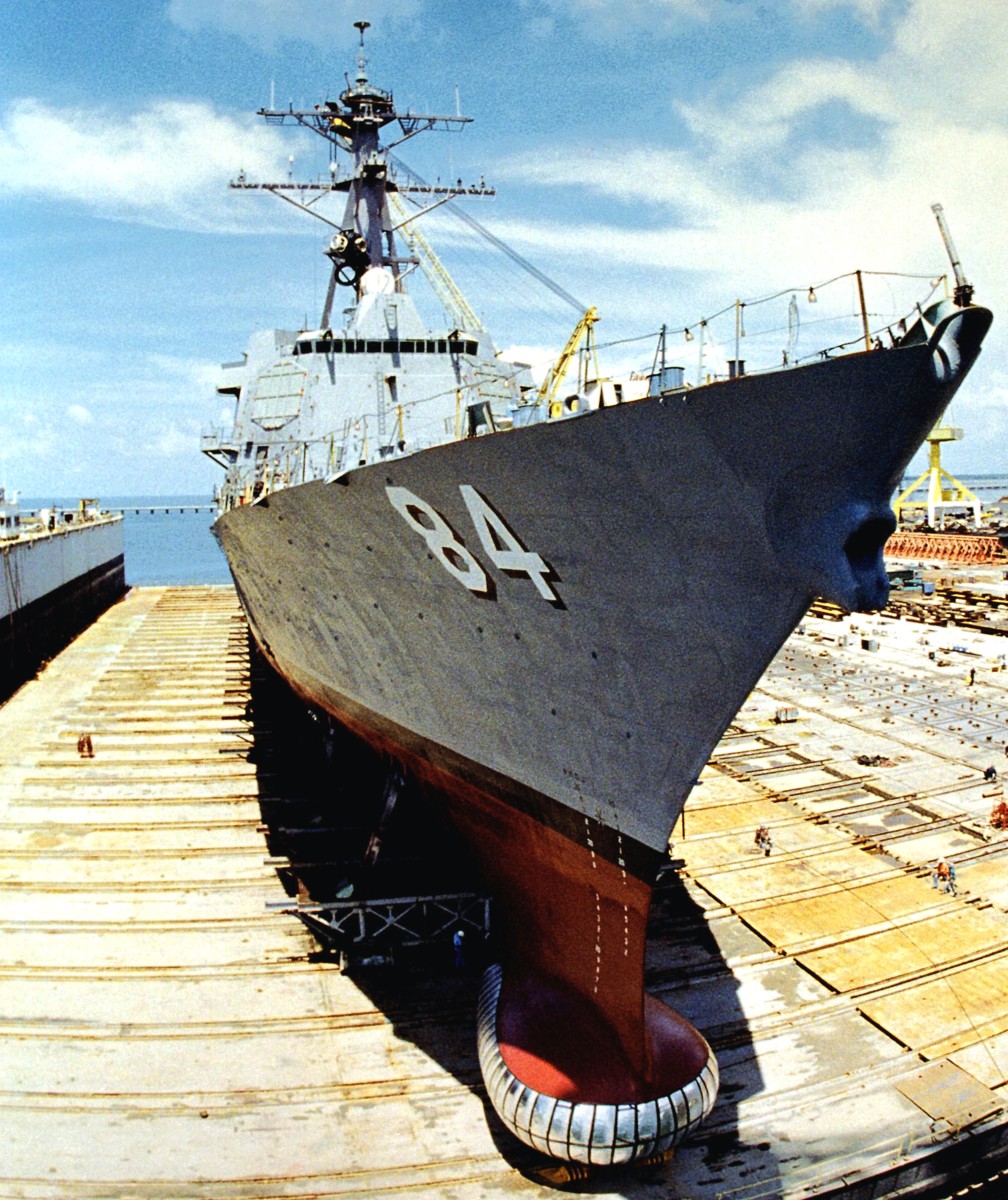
[894,423,983,528]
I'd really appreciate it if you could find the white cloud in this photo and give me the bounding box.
[463,0,1008,445]
[0,340,230,493]
[531,0,901,35]
[147,354,222,393]
[789,0,896,21]
[530,0,713,31]
[673,58,883,161]
[0,98,297,232]
[145,421,201,459]
[886,0,1008,122]
[4,426,56,463]
[496,1,1008,307]
[167,0,423,47]
[499,342,562,384]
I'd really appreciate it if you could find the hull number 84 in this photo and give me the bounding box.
[386,484,563,606]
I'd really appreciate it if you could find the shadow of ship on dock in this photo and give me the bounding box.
[244,634,769,1193]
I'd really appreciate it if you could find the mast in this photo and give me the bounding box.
[229,23,494,326]
[338,21,395,277]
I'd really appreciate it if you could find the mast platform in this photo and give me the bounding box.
[2,585,1008,1197]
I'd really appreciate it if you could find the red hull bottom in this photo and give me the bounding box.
[429,767,720,1161]
[272,668,719,1157]
[436,783,712,1100]
[497,973,712,1102]
[477,964,718,1165]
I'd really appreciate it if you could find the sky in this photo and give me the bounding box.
[2,0,1007,497]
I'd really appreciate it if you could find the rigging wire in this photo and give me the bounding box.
[390,154,586,316]
[391,194,573,344]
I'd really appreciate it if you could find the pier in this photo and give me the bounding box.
[1,585,1007,1197]
[21,505,217,517]
[117,505,217,515]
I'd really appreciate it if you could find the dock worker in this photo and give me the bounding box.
[453,928,465,969]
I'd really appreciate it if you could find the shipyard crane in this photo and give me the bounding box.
[538,307,601,418]
[893,206,982,529]
[388,193,485,331]
[893,423,983,529]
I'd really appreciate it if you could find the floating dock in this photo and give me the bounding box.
[1,585,1007,1197]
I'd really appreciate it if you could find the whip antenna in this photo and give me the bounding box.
[931,203,974,306]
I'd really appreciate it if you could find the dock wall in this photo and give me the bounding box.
[0,537,126,700]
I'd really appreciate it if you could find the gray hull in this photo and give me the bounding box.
[216,308,989,875]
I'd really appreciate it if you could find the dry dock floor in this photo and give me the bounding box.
[1,585,1007,1198]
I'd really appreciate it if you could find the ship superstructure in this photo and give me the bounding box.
[204,27,992,1168]
[202,23,527,506]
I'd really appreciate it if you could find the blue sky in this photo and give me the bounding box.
[2,0,1006,496]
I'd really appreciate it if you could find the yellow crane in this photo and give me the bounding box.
[388,193,484,332]
[894,422,982,528]
[538,307,600,419]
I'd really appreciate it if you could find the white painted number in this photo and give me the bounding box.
[386,484,561,604]
[385,486,491,595]
[459,485,561,603]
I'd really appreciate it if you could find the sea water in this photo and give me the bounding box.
[114,496,232,586]
[22,494,231,587]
